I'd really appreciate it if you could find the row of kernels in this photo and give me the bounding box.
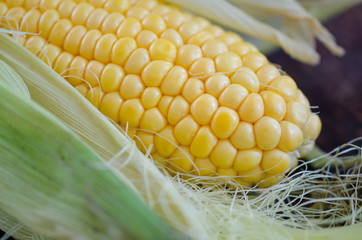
[151,131,291,180]
[7,0,131,13]
[2,7,257,69]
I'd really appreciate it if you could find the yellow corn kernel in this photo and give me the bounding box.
[234,148,262,172]
[137,30,157,48]
[154,125,177,157]
[142,13,166,35]
[39,10,60,38]
[111,37,137,65]
[58,0,76,18]
[158,95,173,116]
[40,0,61,10]
[230,122,256,150]
[295,89,310,108]
[191,94,218,125]
[120,74,144,99]
[160,66,188,95]
[124,48,150,74]
[242,52,268,71]
[210,107,239,139]
[5,0,24,8]
[136,131,155,154]
[218,84,248,109]
[116,17,141,37]
[268,75,298,102]
[102,12,125,34]
[126,6,148,20]
[259,91,286,122]
[94,33,117,64]
[100,64,124,92]
[149,39,177,62]
[48,19,73,47]
[141,60,173,87]
[151,152,168,166]
[167,96,189,125]
[174,115,199,145]
[168,146,194,173]
[163,9,185,29]
[84,60,105,87]
[261,149,291,175]
[119,98,144,127]
[140,108,167,132]
[4,7,25,30]
[86,86,104,108]
[217,167,237,177]
[20,8,40,33]
[71,2,94,25]
[160,29,184,48]
[187,30,213,46]
[254,116,281,150]
[67,56,88,86]
[303,113,322,141]
[217,32,242,45]
[74,83,89,97]
[63,25,87,55]
[205,74,230,97]
[278,121,303,152]
[257,63,281,91]
[189,57,215,78]
[238,166,264,183]
[0,3,8,16]
[54,52,74,76]
[86,8,108,29]
[100,92,123,122]
[141,87,162,109]
[135,0,158,10]
[210,140,237,168]
[179,19,202,41]
[194,158,217,176]
[38,44,62,67]
[88,0,107,8]
[285,101,309,128]
[238,93,264,123]
[104,0,130,13]
[229,41,256,57]
[176,44,203,69]
[215,51,242,74]
[182,78,204,103]
[79,29,102,60]
[201,39,227,59]
[190,126,218,158]
[230,67,260,93]
[204,25,224,37]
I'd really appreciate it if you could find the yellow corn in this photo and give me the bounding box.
[0,0,322,187]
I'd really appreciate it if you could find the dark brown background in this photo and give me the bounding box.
[1,3,362,239]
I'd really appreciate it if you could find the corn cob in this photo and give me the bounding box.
[0,0,322,187]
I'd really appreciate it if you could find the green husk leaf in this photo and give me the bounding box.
[0,60,185,240]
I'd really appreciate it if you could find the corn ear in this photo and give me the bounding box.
[0,60,185,240]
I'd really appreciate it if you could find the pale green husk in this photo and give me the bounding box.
[0,31,361,240]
